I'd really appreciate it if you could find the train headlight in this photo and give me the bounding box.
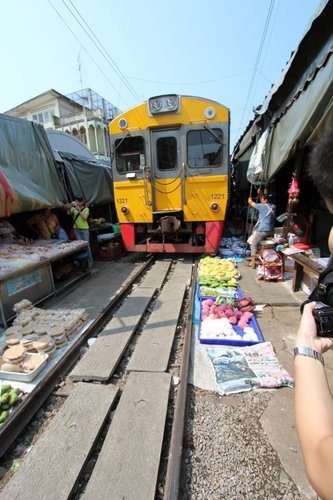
[210,202,219,212]
[121,206,129,214]
[118,118,128,129]
[148,95,179,115]
[204,106,216,119]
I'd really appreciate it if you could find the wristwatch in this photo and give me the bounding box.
[294,346,324,365]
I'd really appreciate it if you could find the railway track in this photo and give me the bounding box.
[0,254,197,499]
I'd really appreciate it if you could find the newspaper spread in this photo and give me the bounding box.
[207,341,294,395]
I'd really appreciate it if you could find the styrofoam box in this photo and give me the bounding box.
[0,353,48,382]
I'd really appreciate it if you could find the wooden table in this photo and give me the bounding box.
[288,253,325,292]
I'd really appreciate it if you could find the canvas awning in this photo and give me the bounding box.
[59,152,114,205]
[0,113,66,217]
[232,0,333,183]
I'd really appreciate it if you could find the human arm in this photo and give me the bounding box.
[248,197,256,208]
[79,207,89,222]
[294,302,333,498]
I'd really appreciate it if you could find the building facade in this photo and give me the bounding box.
[5,88,121,160]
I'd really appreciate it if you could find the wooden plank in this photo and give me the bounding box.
[83,371,171,500]
[0,383,118,500]
[292,261,303,292]
[127,262,192,372]
[290,254,323,292]
[291,253,324,273]
[69,288,153,381]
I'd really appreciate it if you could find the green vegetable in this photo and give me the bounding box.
[0,410,9,424]
[9,391,18,407]
[0,393,10,405]
[1,385,11,395]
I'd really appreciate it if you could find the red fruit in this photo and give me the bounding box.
[228,316,237,324]
[240,305,254,313]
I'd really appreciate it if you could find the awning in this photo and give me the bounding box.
[0,114,66,217]
[267,55,333,179]
[59,152,114,205]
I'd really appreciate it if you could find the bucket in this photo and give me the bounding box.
[112,223,121,235]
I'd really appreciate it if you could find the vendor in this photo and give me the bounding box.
[0,219,17,244]
[247,190,276,265]
[27,209,67,240]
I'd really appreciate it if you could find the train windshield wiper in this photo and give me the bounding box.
[204,125,223,146]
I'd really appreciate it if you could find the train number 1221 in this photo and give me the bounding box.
[210,193,224,199]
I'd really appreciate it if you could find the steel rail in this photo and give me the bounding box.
[164,260,197,499]
[0,255,155,459]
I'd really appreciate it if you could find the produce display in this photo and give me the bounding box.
[0,299,88,378]
[197,256,262,345]
[198,256,239,297]
[0,240,88,278]
[0,384,22,426]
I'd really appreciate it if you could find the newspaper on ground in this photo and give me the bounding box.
[207,341,294,395]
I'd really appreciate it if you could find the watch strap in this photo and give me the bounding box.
[294,346,324,365]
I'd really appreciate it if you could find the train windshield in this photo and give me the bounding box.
[187,128,223,167]
[156,136,177,170]
[114,136,145,173]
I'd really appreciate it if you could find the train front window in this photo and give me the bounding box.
[187,128,223,167]
[156,137,177,170]
[115,136,145,173]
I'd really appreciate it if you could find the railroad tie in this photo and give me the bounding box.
[0,383,118,500]
[83,371,171,500]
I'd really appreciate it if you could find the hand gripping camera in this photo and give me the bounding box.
[314,302,333,337]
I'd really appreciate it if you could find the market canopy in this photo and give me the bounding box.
[232,0,333,183]
[58,152,114,205]
[0,113,66,217]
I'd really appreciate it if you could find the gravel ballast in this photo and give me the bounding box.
[182,387,301,499]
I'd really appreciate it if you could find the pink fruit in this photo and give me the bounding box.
[238,320,248,329]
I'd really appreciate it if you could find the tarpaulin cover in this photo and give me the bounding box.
[232,0,333,182]
[0,113,66,217]
[59,152,114,205]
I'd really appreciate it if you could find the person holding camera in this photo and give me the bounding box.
[67,196,92,267]
[294,124,333,498]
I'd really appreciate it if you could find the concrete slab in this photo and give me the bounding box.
[82,371,171,500]
[43,255,148,319]
[238,262,307,306]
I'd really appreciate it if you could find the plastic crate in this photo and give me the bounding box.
[198,296,264,346]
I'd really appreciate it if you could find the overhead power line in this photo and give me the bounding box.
[48,0,133,109]
[237,0,275,133]
[61,0,141,103]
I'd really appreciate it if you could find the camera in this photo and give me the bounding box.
[71,202,77,207]
[313,302,333,337]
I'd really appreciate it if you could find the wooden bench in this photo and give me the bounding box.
[289,253,325,292]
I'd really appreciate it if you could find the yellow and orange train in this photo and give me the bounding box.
[109,94,230,253]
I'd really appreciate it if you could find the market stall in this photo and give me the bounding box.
[0,240,89,327]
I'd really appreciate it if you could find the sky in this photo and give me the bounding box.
[0,0,322,149]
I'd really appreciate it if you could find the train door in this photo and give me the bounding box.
[150,129,183,212]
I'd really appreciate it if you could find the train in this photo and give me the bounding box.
[109,94,230,253]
